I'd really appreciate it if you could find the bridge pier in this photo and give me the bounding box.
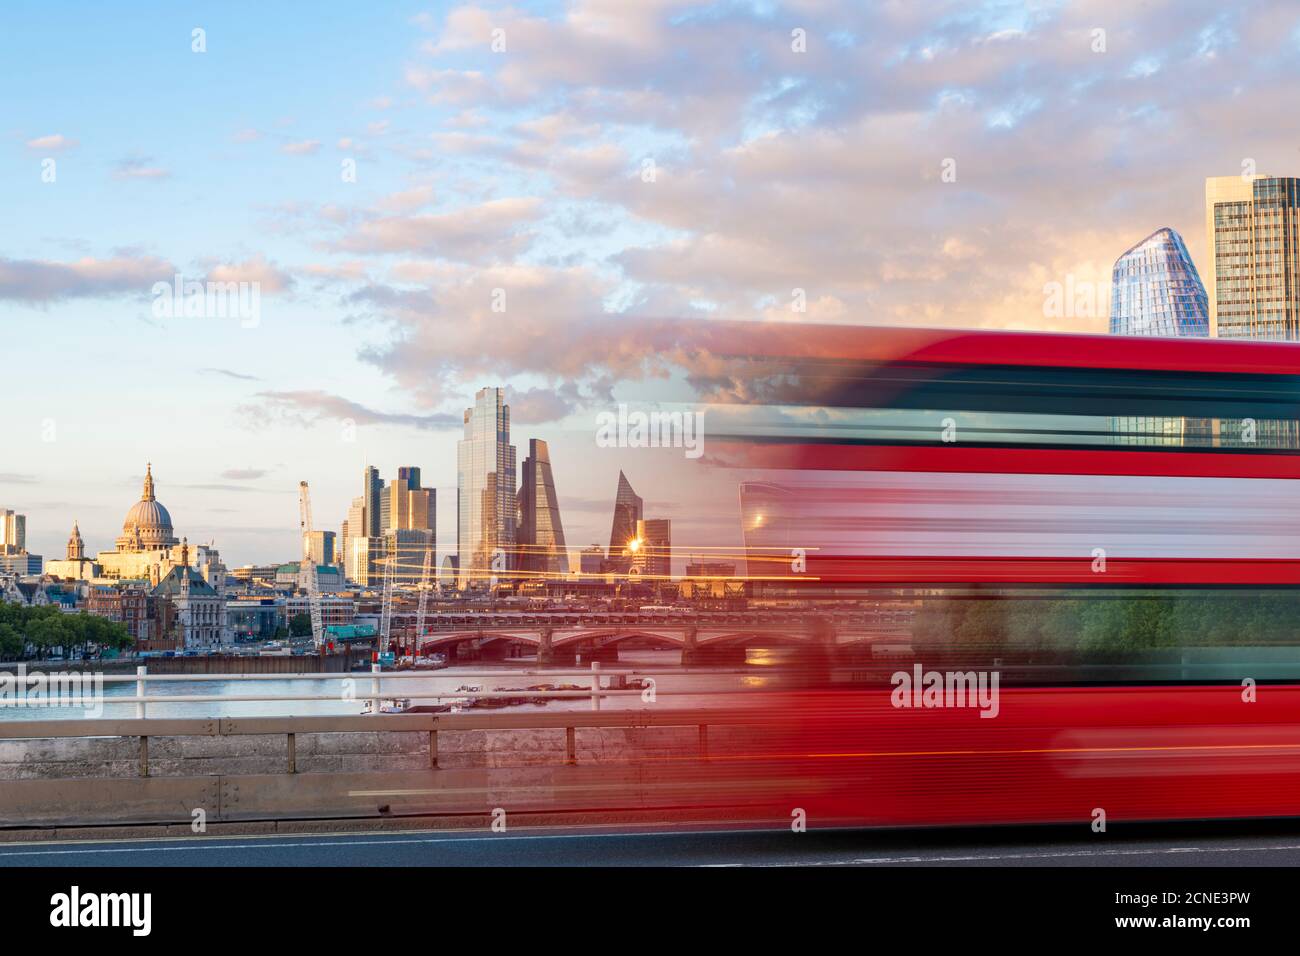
[796,616,836,686]
[536,628,556,667]
[680,626,702,666]
[537,629,578,666]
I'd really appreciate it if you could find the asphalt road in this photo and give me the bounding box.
[4,820,1300,866]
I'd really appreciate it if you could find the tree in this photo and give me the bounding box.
[288,613,313,638]
[0,623,22,660]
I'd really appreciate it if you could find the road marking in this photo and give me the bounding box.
[0,835,618,858]
[4,829,1300,866]
[726,842,1300,866]
[0,824,769,858]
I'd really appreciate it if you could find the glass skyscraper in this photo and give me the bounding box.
[1109,227,1209,337]
[605,471,643,575]
[634,518,671,580]
[456,387,516,589]
[517,438,569,577]
[1205,176,1300,339]
[362,465,382,537]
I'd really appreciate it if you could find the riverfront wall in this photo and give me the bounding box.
[0,726,753,779]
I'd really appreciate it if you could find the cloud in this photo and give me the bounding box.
[236,390,463,431]
[0,473,39,484]
[203,254,295,294]
[219,468,271,480]
[281,139,322,155]
[376,185,436,213]
[25,134,78,152]
[199,367,262,382]
[504,383,590,423]
[0,254,173,303]
[365,0,1300,353]
[112,156,170,181]
[301,260,370,283]
[332,197,543,261]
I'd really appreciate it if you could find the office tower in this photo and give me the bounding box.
[1109,227,1209,336]
[739,480,796,579]
[0,552,41,575]
[386,529,436,587]
[305,530,335,567]
[0,510,26,553]
[686,558,735,577]
[440,555,458,591]
[606,471,643,574]
[517,438,569,577]
[377,467,436,587]
[341,496,366,578]
[580,545,605,575]
[1205,176,1300,339]
[382,468,435,535]
[363,465,382,536]
[634,518,671,580]
[346,536,384,587]
[456,387,517,589]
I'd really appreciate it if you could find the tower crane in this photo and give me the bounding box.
[414,545,433,658]
[378,538,395,656]
[297,481,324,648]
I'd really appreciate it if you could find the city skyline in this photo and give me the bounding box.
[7,2,1300,564]
[8,0,1300,894]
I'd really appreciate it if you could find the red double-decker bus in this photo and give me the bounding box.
[672,323,1300,826]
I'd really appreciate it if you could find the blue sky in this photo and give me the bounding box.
[4,0,1300,566]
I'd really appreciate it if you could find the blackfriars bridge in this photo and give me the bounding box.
[389,610,913,665]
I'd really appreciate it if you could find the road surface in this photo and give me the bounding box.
[3,820,1300,866]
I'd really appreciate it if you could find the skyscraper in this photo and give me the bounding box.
[580,545,605,576]
[386,529,436,587]
[1109,227,1209,337]
[362,466,382,536]
[346,536,384,587]
[0,510,25,553]
[517,438,569,577]
[606,471,643,574]
[305,530,335,567]
[376,466,435,587]
[381,467,435,536]
[634,518,671,580]
[341,496,365,571]
[1206,176,1300,339]
[457,387,517,589]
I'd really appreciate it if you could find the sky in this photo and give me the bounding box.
[4,0,1300,568]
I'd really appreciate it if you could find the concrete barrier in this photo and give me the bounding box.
[0,710,794,828]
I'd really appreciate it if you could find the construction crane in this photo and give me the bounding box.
[378,539,395,656]
[413,546,433,658]
[297,481,324,648]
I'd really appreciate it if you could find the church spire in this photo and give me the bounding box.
[142,462,155,502]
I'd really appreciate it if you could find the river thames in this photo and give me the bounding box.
[0,649,799,720]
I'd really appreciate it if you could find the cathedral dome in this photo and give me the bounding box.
[115,464,179,551]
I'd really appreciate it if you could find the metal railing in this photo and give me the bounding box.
[1,662,767,716]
